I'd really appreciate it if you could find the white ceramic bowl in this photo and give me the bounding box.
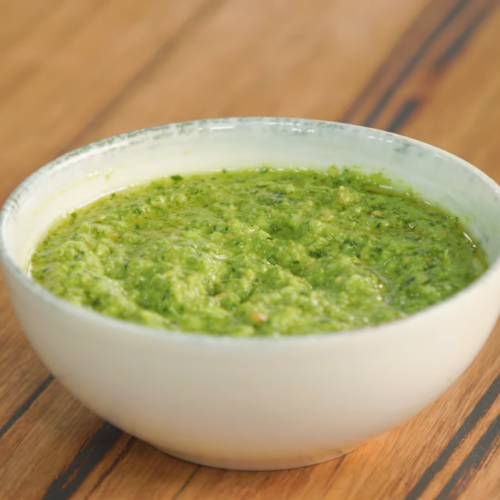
[2,118,500,471]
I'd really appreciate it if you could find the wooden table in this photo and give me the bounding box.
[1,0,500,498]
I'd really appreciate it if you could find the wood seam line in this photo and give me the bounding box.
[317,456,347,500]
[85,436,136,498]
[171,466,202,500]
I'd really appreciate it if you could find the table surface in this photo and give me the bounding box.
[2,0,500,499]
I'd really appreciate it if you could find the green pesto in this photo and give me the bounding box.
[30,167,486,337]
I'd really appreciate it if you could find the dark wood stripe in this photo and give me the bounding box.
[341,0,469,125]
[387,99,422,132]
[434,412,500,499]
[0,374,53,439]
[342,0,498,130]
[41,423,123,500]
[361,0,468,128]
[60,0,228,155]
[434,3,495,69]
[404,374,500,500]
[86,437,135,497]
[383,2,496,131]
[171,466,201,500]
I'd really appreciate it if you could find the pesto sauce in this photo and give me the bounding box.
[30,167,486,336]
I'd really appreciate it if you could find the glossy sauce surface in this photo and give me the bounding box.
[31,167,486,336]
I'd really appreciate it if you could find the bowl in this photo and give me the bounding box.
[1,118,500,471]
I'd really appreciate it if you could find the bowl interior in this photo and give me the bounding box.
[3,118,500,273]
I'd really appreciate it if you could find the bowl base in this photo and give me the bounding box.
[153,444,359,471]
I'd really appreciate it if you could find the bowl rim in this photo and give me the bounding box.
[2,116,500,345]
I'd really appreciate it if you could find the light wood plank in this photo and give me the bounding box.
[0,0,211,203]
[68,0,430,147]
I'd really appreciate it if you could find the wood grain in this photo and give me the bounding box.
[1,0,500,499]
[343,0,500,131]
[0,0,211,430]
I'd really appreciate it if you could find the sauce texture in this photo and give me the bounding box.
[31,167,486,336]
